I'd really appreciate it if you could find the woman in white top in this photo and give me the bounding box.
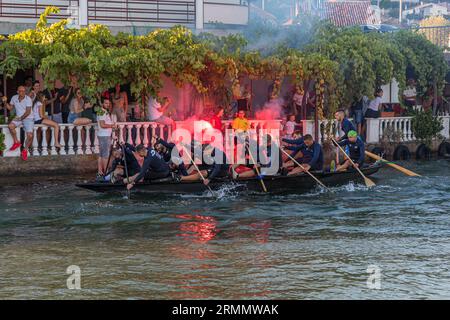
[33,92,62,148]
[365,88,383,119]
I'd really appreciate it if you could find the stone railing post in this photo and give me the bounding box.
[440,116,450,139]
[366,118,380,144]
[301,120,314,136]
[2,126,20,157]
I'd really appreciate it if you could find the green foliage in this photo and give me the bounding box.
[0,132,5,153]
[389,30,448,95]
[305,26,408,107]
[411,110,444,146]
[0,6,447,120]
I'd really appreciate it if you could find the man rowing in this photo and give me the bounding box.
[153,137,189,176]
[335,130,365,172]
[105,143,141,183]
[282,134,323,176]
[126,144,172,190]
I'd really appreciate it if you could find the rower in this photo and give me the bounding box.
[232,135,281,179]
[335,130,365,172]
[283,134,323,176]
[154,137,189,176]
[126,144,172,190]
[281,131,304,162]
[105,143,141,183]
[334,110,356,141]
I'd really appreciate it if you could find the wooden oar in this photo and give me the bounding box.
[280,148,331,192]
[365,151,421,177]
[331,137,376,188]
[120,143,131,199]
[181,145,215,197]
[245,144,268,193]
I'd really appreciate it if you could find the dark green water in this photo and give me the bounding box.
[0,160,450,299]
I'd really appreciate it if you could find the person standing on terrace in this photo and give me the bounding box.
[147,95,175,129]
[96,99,116,178]
[334,109,356,141]
[2,86,34,160]
[111,84,128,122]
[365,89,383,119]
[232,109,250,132]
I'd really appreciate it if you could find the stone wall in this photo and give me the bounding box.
[0,155,98,177]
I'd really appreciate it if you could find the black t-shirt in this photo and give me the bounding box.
[61,86,74,113]
[40,89,53,114]
[54,87,68,114]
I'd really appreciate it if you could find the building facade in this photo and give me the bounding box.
[0,0,249,35]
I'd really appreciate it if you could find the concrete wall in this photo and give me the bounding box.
[0,154,98,177]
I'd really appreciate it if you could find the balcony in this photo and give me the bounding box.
[0,0,249,30]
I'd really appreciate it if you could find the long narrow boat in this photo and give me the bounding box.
[76,163,383,194]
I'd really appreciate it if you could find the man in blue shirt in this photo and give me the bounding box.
[336,130,365,172]
[283,134,324,175]
[334,110,356,140]
[126,144,171,190]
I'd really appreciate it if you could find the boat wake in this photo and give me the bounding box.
[180,182,245,200]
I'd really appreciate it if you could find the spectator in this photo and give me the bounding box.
[24,76,33,94]
[32,92,62,148]
[28,80,40,102]
[52,85,66,124]
[2,86,34,160]
[365,89,383,119]
[334,109,356,141]
[61,85,75,123]
[403,78,417,109]
[350,96,368,135]
[68,88,92,125]
[111,84,128,122]
[292,86,305,120]
[210,107,224,132]
[283,114,297,139]
[96,99,116,177]
[232,109,249,132]
[147,95,175,128]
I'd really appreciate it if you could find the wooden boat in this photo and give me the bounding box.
[76,163,383,194]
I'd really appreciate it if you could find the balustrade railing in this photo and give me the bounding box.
[0,121,173,157]
[1,117,449,157]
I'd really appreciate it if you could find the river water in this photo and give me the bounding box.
[0,160,449,299]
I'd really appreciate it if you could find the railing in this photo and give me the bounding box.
[0,122,172,157]
[2,117,449,157]
[301,116,450,144]
[0,120,281,157]
[0,0,195,25]
[88,0,196,24]
[0,0,79,19]
[365,116,450,144]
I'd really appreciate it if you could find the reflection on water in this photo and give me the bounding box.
[0,160,450,299]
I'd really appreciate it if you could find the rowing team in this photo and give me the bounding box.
[99,127,365,191]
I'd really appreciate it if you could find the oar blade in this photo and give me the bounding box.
[364,177,376,188]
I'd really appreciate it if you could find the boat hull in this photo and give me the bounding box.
[76,164,383,194]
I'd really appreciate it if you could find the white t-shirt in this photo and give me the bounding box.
[33,101,42,121]
[147,96,162,121]
[368,96,382,112]
[97,113,113,137]
[10,94,33,120]
[403,86,416,99]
